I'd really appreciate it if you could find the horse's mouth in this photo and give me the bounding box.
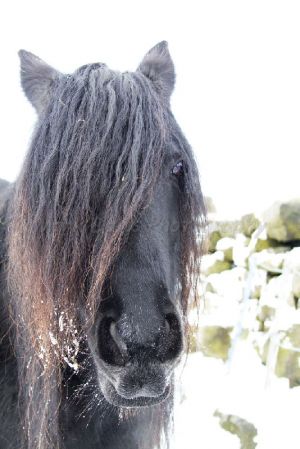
[102,380,171,408]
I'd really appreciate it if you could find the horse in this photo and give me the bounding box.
[0,41,206,449]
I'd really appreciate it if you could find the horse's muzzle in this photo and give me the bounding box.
[92,307,183,407]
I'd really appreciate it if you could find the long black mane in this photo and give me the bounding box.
[0,43,205,449]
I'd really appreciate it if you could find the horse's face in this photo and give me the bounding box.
[17,41,203,411]
[88,153,184,407]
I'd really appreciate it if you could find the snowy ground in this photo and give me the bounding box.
[173,340,300,449]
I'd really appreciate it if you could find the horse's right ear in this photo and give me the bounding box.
[18,50,60,114]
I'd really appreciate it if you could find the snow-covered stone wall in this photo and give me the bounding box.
[181,200,300,448]
[193,199,300,386]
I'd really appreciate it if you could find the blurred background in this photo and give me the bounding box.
[1,1,300,448]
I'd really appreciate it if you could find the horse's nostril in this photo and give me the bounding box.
[98,318,126,366]
[98,312,182,367]
[109,321,128,356]
[165,317,170,335]
[165,313,178,333]
[159,312,183,362]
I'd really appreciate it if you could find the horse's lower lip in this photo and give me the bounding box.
[105,382,171,408]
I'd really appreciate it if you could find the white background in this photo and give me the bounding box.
[1,0,300,216]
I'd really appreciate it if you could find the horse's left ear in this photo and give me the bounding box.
[18,50,60,114]
[137,41,175,102]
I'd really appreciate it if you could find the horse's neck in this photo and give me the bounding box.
[0,181,12,267]
[0,188,14,357]
[0,192,20,448]
[0,187,9,264]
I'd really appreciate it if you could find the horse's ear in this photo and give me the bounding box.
[18,50,60,114]
[137,41,175,102]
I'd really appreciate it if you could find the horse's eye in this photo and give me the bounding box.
[172,161,184,176]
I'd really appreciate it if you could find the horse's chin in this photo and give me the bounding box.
[100,378,171,408]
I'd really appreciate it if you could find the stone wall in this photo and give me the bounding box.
[192,199,300,387]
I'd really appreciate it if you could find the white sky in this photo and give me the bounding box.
[1,0,300,217]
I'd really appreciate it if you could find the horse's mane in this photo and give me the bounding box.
[6,62,205,449]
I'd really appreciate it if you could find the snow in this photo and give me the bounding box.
[173,341,300,449]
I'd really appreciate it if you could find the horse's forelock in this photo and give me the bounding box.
[9,65,167,352]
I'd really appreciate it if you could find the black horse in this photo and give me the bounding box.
[0,42,205,449]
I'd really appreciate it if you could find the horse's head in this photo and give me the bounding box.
[11,42,205,412]
[90,152,186,407]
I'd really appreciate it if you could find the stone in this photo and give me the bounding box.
[256,273,296,331]
[249,249,288,274]
[197,325,233,360]
[252,228,281,252]
[249,268,267,299]
[259,272,295,309]
[201,251,232,276]
[256,304,276,326]
[253,306,300,373]
[201,292,225,314]
[200,291,241,330]
[215,237,235,262]
[263,199,300,242]
[214,410,257,449]
[286,323,300,347]
[292,272,300,298]
[283,248,300,298]
[205,267,247,300]
[232,234,251,268]
[253,237,273,252]
[275,346,300,387]
[283,247,300,272]
[275,327,300,387]
[208,219,241,239]
[253,327,300,387]
[241,213,260,237]
[207,230,222,252]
